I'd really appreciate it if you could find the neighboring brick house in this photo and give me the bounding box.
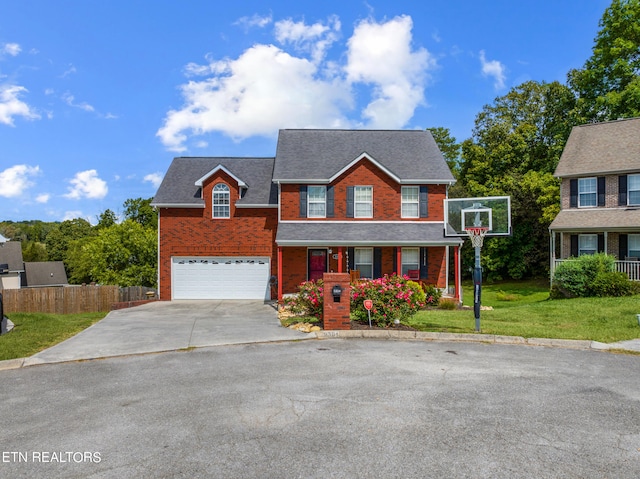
[549,117,640,279]
[152,129,463,300]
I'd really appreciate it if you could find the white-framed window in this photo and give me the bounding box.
[307,186,326,218]
[578,234,597,256]
[401,186,419,218]
[212,183,230,218]
[629,234,640,258]
[354,186,373,218]
[401,247,420,277]
[354,248,373,279]
[578,177,597,207]
[628,175,640,205]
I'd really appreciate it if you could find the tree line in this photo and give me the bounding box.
[431,0,640,280]
[0,198,158,288]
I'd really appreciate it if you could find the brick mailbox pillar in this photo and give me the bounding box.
[322,273,351,330]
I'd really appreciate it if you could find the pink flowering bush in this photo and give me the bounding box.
[283,279,325,319]
[351,274,426,327]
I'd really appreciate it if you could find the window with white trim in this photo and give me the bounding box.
[628,175,640,205]
[212,183,230,218]
[354,186,373,218]
[629,234,640,258]
[578,234,597,256]
[401,247,420,276]
[401,186,419,218]
[354,248,373,279]
[578,177,597,207]
[307,186,326,218]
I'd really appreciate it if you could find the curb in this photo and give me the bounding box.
[0,332,636,370]
[314,330,627,352]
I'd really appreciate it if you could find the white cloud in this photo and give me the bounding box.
[0,164,40,198]
[234,13,273,30]
[35,193,50,203]
[1,43,21,56]
[479,50,506,90]
[0,85,40,125]
[275,16,340,64]
[345,15,435,128]
[143,172,164,188]
[60,64,77,78]
[157,44,351,151]
[64,170,108,199]
[62,92,95,112]
[157,15,432,151]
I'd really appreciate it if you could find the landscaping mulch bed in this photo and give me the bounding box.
[349,320,417,331]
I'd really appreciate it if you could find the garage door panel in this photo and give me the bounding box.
[172,257,270,300]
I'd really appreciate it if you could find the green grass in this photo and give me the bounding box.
[0,312,107,361]
[408,280,640,343]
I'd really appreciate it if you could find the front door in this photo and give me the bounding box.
[308,249,327,281]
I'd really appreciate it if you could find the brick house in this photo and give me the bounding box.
[549,117,640,280]
[152,129,463,300]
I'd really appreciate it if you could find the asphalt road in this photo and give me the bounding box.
[1,340,639,478]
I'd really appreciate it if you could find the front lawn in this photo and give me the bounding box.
[0,312,107,361]
[408,280,640,343]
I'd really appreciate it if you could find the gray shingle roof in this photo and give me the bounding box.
[549,208,640,231]
[24,262,68,287]
[152,157,276,207]
[554,118,640,177]
[273,129,455,183]
[0,241,24,272]
[275,222,462,246]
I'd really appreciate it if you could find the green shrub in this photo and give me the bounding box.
[422,284,443,307]
[351,274,426,327]
[590,271,636,297]
[552,253,636,298]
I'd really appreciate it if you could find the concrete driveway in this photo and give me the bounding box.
[24,300,310,366]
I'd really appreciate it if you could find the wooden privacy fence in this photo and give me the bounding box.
[1,285,156,314]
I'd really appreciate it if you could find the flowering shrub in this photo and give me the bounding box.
[283,279,324,319]
[422,284,443,307]
[351,274,425,327]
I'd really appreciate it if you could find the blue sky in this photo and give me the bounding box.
[0,0,610,223]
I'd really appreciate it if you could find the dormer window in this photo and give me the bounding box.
[213,183,230,218]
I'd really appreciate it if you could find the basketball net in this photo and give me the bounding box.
[465,226,489,248]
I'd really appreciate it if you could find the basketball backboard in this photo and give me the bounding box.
[444,196,511,236]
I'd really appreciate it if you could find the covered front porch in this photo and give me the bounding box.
[274,222,463,301]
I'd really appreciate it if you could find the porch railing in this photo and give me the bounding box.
[553,259,640,282]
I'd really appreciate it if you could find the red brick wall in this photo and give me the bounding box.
[157,171,277,300]
[280,158,447,221]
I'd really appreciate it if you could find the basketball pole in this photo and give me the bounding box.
[473,209,482,332]
[473,244,482,332]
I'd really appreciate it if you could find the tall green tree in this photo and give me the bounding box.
[67,220,157,287]
[123,197,157,229]
[568,0,640,122]
[45,218,94,279]
[459,81,574,279]
[428,127,462,177]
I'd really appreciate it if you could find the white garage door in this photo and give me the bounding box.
[172,257,271,300]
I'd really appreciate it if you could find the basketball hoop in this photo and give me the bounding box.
[465,227,489,248]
